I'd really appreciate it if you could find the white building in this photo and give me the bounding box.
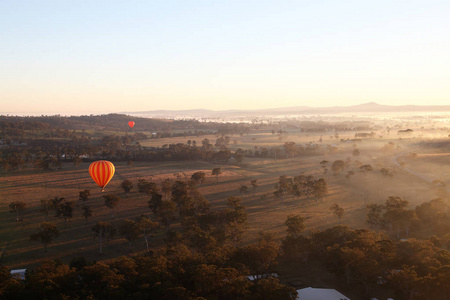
[10,269,26,280]
[297,287,350,300]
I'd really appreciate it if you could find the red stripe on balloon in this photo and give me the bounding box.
[89,160,115,190]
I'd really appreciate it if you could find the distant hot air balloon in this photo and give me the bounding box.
[89,160,115,192]
[128,121,135,128]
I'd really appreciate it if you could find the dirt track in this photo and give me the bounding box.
[392,152,450,186]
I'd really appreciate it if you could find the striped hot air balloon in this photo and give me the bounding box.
[89,160,115,192]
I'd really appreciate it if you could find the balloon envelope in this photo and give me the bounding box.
[128,121,135,128]
[89,160,115,191]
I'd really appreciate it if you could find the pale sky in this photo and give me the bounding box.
[1,0,450,115]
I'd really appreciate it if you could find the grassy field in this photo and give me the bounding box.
[0,131,442,271]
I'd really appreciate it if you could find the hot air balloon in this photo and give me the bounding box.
[89,160,115,192]
[128,121,135,128]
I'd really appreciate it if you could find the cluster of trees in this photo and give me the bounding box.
[0,135,244,172]
[1,246,296,299]
[8,208,450,299]
[9,183,450,299]
[326,158,397,180]
[278,142,325,159]
[278,210,450,300]
[282,223,450,300]
[24,172,250,253]
[366,196,450,242]
[3,191,300,299]
[273,175,328,203]
[13,166,219,228]
[2,136,329,173]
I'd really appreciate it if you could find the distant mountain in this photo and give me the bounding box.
[124,102,450,117]
[133,109,215,114]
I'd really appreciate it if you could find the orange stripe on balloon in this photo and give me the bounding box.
[89,160,115,191]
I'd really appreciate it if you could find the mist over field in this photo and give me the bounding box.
[1,108,450,299]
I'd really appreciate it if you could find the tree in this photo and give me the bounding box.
[331,160,345,175]
[155,200,177,230]
[91,221,116,254]
[0,266,22,298]
[215,135,231,147]
[103,194,120,218]
[388,265,421,300]
[9,201,26,222]
[239,185,249,194]
[30,222,59,251]
[82,205,92,222]
[171,180,189,204]
[39,199,53,220]
[73,156,82,168]
[148,192,163,215]
[383,196,413,238]
[25,259,75,299]
[119,219,141,251]
[191,264,246,298]
[191,171,206,185]
[345,170,355,180]
[366,197,415,238]
[55,200,74,225]
[69,256,92,271]
[330,204,345,224]
[80,262,125,298]
[313,178,328,201]
[285,215,305,237]
[415,198,447,224]
[137,179,158,196]
[248,276,297,300]
[320,160,329,167]
[380,168,395,177]
[327,244,372,289]
[211,168,222,182]
[275,175,292,204]
[242,232,280,277]
[120,179,133,195]
[360,164,373,175]
[284,142,297,158]
[188,187,210,217]
[234,152,244,164]
[366,203,384,229]
[225,197,248,246]
[213,148,232,163]
[161,178,172,200]
[79,189,91,207]
[202,138,214,162]
[136,215,159,252]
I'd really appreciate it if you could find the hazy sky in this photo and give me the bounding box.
[1,0,450,114]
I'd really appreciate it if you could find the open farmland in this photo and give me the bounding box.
[1,125,444,271]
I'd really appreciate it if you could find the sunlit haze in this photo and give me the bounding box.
[1,0,450,115]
